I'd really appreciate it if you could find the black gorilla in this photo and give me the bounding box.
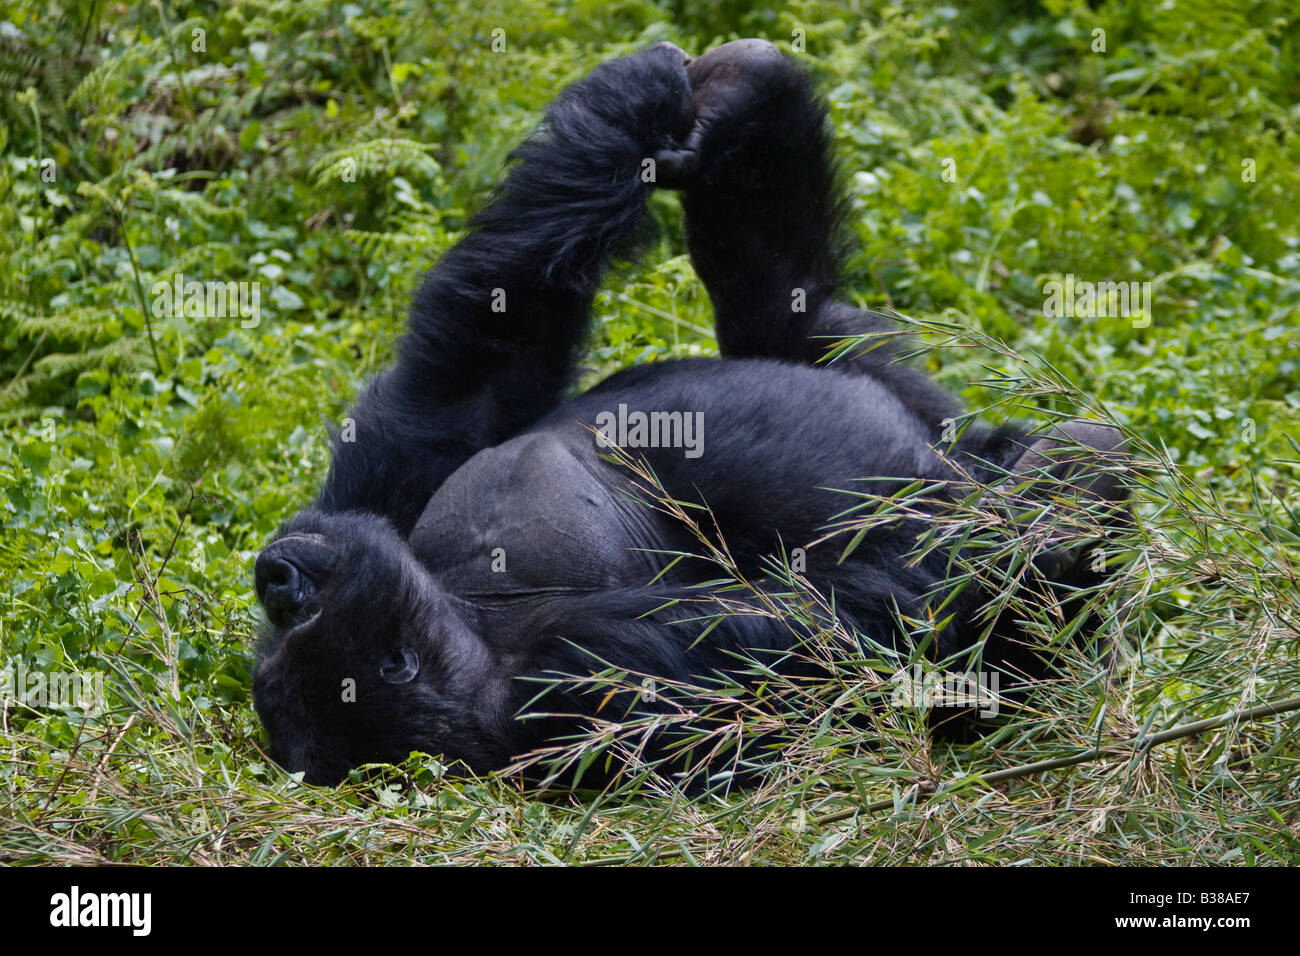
[252,40,1128,786]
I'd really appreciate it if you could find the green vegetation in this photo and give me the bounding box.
[1,0,1298,865]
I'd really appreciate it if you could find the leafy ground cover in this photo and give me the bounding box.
[1,0,1298,864]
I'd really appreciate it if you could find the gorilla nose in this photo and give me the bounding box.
[256,532,337,626]
[257,555,299,593]
[255,553,309,625]
[255,532,335,625]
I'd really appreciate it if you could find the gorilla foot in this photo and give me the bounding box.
[654,38,795,188]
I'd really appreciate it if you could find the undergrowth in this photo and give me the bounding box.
[1,0,1298,864]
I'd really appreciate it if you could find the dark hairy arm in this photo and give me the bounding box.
[315,44,696,534]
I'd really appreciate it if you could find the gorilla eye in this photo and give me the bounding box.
[380,646,420,684]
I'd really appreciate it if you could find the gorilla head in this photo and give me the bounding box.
[252,513,507,784]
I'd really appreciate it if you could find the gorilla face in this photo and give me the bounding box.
[252,513,507,785]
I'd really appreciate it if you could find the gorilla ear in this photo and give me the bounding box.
[380,646,420,684]
[995,421,1131,579]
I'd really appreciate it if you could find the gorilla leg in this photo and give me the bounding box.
[675,40,839,360]
[315,44,696,534]
[677,41,1131,708]
[678,40,960,434]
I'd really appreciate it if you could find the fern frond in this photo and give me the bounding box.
[16,307,120,345]
[310,138,440,185]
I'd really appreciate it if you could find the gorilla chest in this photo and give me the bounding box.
[409,431,663,600]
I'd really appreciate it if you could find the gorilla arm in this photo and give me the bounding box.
[314,44,696,535]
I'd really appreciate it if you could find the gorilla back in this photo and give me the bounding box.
[252,40,1128,787]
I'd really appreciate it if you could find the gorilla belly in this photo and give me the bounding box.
[412,357,951,604]
[409,431,666,601]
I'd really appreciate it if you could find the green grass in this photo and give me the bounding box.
[1,0,1298,865]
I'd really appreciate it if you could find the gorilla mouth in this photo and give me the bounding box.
[281,607,322,637]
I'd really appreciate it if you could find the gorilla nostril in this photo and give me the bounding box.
[264,559,297,591]
[255,552,311,625]
[256,551,294,596]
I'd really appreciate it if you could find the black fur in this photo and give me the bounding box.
[252,41,1127,787]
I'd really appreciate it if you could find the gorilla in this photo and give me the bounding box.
[252,39,1129,787]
